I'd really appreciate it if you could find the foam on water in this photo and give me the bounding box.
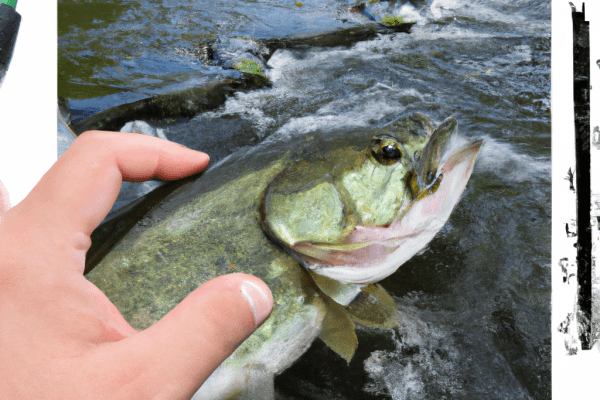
[266,96,405,143]
[205,46,426,143]
[366,1,427,25]
[363,304,467,399]
[475,135,550,183]
[268,47,359,83]
[429,0,461,20]
[120,120,168,140]
[425,0,549,31]
[318,86,422,113]
[204,91,278,139]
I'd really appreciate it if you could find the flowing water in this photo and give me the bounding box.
[59,0,551,398]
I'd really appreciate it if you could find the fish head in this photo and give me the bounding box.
[260,114,481,286]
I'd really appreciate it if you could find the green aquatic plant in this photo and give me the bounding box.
[380,15,414,26]
[234,59,266,78]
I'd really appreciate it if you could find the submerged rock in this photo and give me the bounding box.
[71,74,271,134]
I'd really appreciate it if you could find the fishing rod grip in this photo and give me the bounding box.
[0,1,21,88]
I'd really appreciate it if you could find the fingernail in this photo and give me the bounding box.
[241,280,272,328]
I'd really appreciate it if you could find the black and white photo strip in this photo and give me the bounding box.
[554,0,600,396]
[0,0,599,398]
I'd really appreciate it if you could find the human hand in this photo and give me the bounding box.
[0,131,273,399]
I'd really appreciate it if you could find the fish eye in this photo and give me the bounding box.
[381,144,401,160]
[371,138,403,165]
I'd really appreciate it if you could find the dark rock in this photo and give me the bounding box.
[72,73,271,134]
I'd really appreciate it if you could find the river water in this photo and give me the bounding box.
[59,0,551,398]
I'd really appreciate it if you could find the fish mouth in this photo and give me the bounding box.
[297,137,482,284]
[259,114,483,285]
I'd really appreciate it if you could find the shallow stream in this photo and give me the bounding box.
[59,0,551,398]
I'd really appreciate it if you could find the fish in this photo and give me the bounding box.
[86,113,481,399]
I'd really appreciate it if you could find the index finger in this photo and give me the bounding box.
[17,130,209,243]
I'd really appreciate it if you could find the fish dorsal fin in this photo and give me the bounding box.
[308,270,362,306]
[345,284,399,329]
[318,292,358,364]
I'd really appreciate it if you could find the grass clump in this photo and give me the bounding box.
[233,59,266,78]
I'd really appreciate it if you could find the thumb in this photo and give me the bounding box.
[99,273,273,399]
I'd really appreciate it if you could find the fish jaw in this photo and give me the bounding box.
[299,139,482,284]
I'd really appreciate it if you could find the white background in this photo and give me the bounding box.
[0,0,56,207]
[0,0,599,396]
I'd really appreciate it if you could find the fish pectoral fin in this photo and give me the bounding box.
[318,294,358,365]
[345,283,399,330]
[308,270,363,306]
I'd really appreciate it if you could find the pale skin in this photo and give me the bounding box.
[0,131,273,399]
